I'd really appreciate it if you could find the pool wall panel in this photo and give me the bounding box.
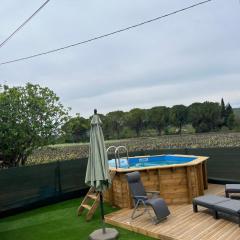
[104,156,207,208]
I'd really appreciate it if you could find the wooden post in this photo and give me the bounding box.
[198,164,204,195]
[127,182,133,208]
[186,166,193,203]
[157,169,161,193]
[202,161,208,190]
[147,169,151,181]
[108,170,116,206]
[109,183,114,206]
[193,166,199,196]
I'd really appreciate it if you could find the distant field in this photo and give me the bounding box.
[26,132,240,166]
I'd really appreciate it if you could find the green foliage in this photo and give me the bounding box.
[233,117,240,131]
[119,127,135,139]
[148,106,169,135]
[170,105,188,134]
[233,108,240,118]
[0,83,69,167]
[126,108,147,137]
[105,111,125,139]
[220,98,226,122]
[61,100,237,143]
[62,114,89,143]
[219,98,235,129]
[188,102,201,132]
[226,113,235,130]
[1,81,237,168]
[225,104,235,129]
[188,102,221,133]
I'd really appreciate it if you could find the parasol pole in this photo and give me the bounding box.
[99,192,106,234]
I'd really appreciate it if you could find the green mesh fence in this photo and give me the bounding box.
[0,158,88,214]
[0,147,240,215]
[187,148,240,182]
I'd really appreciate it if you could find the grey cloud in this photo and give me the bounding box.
[0,0,239,117]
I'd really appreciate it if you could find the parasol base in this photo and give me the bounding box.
[89,228,119,240]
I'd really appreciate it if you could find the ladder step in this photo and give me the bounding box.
[81,204,92,210]
[88,194,99,200]
[78,171,116,221]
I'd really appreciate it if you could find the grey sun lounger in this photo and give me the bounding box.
[225,184,240,198]
[214,199,240,226]
[126,171,170,224]
[193,194,240,226]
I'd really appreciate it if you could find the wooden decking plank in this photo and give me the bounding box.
[209,223,239,240]
[191,220,228,240]
[104,184,240,240]
[169,213,210,239]
[161,207,198,234]
[207,222,234,240]
[221,227,240,240]
[180,216,215,240]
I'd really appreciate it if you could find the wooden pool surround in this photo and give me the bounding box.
[104,154,208,208]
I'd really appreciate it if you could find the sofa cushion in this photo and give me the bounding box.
[214,199,240,215]
[225,184,240,193]
[193,195,230,209]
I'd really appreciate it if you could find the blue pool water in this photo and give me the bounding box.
[108,155,196,168]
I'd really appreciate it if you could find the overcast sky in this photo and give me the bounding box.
[0,0,240,117]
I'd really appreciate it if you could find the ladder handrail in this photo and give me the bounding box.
[106,145,117,153]
[106,145,118,169]
[115,146,129,168]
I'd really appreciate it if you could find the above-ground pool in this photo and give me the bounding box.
[104,154,208,208]
[108,155,197,169]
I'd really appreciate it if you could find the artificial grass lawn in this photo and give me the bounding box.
[0,198,154,240]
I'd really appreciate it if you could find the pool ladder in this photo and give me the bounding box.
[106,145,129,169]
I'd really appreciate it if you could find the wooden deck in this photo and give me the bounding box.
[105,184,240,240]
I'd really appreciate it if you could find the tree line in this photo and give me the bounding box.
[62,98,236,143]
[0,83,237,167]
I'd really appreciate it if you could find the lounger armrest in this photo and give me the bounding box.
[146,191,160,194]
[146,191,160,198]
[133,196,148,201]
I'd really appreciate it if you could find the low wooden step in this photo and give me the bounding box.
[81,204,91,210]
[78,170,116,220]
[88,194,98,200]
